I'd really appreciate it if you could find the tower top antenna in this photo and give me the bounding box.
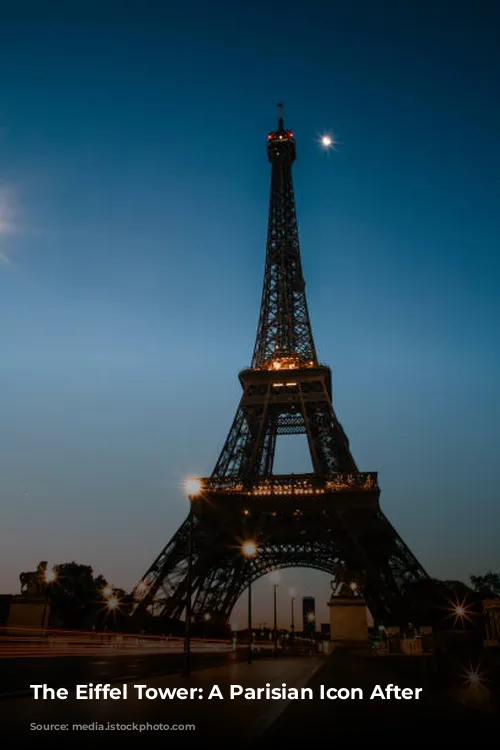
[277,102,284,129]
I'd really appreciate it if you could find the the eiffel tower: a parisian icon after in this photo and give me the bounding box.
[132,106,429,626]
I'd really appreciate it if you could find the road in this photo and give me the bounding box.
[0,645,255,698]
[0,630,303,698]
[0,654,325,747]
[1,648,496,748]
[261,646,498,743]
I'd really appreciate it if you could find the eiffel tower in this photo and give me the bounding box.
[131,105,430,627]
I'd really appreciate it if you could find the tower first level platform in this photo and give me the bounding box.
[195,472,379,514]
[174,473,425,626]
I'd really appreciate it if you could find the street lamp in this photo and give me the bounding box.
[184,477,202,496]
[102,585,113,599]
[269,571,280,659]
[273,583,279,659]
[137,581,148,596]
[41,568,57,631]
[306,611,316,642]
[241,540,258,664]
[183,477,202,677]
[289,589,296,641]
[44,569,57,584]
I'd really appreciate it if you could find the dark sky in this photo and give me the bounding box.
[0,0,499,626]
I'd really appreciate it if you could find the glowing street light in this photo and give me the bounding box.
[446,596,473,626]
[184,477,202,496]
[44,568,57,584]
[241,540,258,559]
[349,581,358,592]
[107,596,119,611]
[458,662,491,703]
[102,585,113,598]
[269,570,281,584]
[183,476,202,677]
[272,577,280,659]
[242,540,259,664]
[136,581,148,597]
[289,588,297,640]
[464,667,482,687]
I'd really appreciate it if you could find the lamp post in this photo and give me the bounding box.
[183,478,202,677]
[273,583,278,659]
[248,582,252,663]
[306,611,316,642]
[41,568,57,631]
[98,584,114,631]
[241,540,258,664]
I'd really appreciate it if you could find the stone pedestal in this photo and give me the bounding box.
[483,600,500,647]
[328,586,369,647]
[6,595,49,633]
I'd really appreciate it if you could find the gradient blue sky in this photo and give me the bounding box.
[0,0,499,627]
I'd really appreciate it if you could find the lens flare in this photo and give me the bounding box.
[184,477,202,496]
[241,540,258,558]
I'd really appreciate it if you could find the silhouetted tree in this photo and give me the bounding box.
[401,577,483,630]
[470,571,500,598]
[441,579,475,598]
[20,560,110,629]
[50,561,109,629]
[20,561,49,596]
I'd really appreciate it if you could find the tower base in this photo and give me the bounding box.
[328,590,369,647]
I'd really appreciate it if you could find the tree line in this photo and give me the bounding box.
[18,560,500,631]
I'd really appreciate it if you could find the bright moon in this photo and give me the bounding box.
[320,134,333,148]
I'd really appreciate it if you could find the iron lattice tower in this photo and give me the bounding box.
[131,106,430,627]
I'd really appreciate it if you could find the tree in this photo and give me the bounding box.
[20,561,49,596]
[21,560,110,629]
[50,562,108,628]
[470,571,500,598]
[441,579,475,598]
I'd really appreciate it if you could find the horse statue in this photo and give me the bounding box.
[19,561,48,596]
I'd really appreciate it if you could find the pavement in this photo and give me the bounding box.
[262,647,499,744]
[0,654,325,747]
[1,648,497,747]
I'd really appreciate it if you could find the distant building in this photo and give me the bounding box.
[302,596,316,635]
